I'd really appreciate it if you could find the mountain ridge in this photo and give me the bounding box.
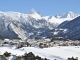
[0,9,80,40]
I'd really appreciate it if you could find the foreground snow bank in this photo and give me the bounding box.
[0,46,80,60]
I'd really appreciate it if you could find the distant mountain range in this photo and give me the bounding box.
[0,9,80,40]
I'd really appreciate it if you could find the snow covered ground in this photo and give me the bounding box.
[0,46,80,60]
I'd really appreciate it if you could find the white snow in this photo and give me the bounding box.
[63,29,68,33]
[0,47,25,56]
[0,46,80,60]
[0,10,79,26]
[54,31,58,35]
[4,39,11,42]
[27,9,41,20]
[43,11,80,26]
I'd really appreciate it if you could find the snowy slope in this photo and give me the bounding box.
[0,46,80,60]
[43,11,80,25]
[0,10,79,26]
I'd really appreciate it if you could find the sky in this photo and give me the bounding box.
[0,0,80,16]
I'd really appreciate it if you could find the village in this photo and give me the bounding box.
[0,38,80,49]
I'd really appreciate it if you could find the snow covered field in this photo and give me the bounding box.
[0,46,80,60]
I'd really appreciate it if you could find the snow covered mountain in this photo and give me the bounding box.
[0,9,55,39]
[0,9,80,39]
[27,9,42,19]
[43,11,80,26]
[0,9,79,27]
[55,11,79,18]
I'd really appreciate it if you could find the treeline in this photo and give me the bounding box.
[2,51,78,60]
[68,57,78,60]
[3,51,49,60]
[0,35,9,40]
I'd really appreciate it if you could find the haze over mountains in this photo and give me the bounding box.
[0,9,80,40]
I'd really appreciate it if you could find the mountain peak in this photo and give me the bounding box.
[28,8,37,14]
[55,11,79,19]
[27,9,42,19]
[66,11,75,16]
[67,11,74,14]
[66,11,78,18]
